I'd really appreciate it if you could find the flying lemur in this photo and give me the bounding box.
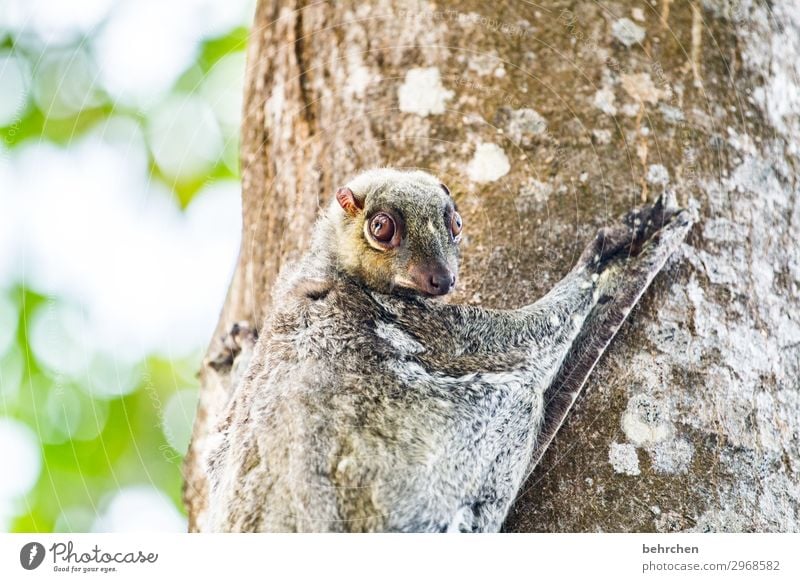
[204,168,691,532]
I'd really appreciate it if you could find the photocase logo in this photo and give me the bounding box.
[20,542,46,570]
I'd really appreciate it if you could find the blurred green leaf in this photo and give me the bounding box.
[2,21,248,533]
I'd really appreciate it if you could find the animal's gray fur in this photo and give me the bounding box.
[204,169,691,532]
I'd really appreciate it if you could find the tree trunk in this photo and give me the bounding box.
[184,0,800,532]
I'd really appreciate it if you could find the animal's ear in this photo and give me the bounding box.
[440,183,451,197]
[336,187,363,217]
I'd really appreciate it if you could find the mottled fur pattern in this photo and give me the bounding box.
[205,169,691,532]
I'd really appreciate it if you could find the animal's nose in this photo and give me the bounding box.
[409,263,456,296]
[428,271,456,294]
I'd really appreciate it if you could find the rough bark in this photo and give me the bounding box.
[184,0,800,532]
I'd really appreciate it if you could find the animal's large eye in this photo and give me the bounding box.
[369,212,396,243]
[450,211,463,240]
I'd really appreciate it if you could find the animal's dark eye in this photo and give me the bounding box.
[450,211,463,240]
[370,213,396,243]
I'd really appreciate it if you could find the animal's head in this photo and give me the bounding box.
[327,168,462,297]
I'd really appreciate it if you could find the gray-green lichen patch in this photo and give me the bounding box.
[622,394,674,446]
[610,17,645,48]
[515,178,553,213]
[466,142,510,183]
[397,67,454,117]
[650,439,694,475]
[621,72,664,105]
[646,164,670,187]
[497,107,548,147]
[609,442,641,475]
[593,86,617,116]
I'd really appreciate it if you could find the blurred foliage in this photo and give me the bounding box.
[0,8,250,532]
[7,287,197,532]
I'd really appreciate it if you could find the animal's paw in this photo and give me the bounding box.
[207,321,258,371]
[576,190,691,274]
[620,190,691,256]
